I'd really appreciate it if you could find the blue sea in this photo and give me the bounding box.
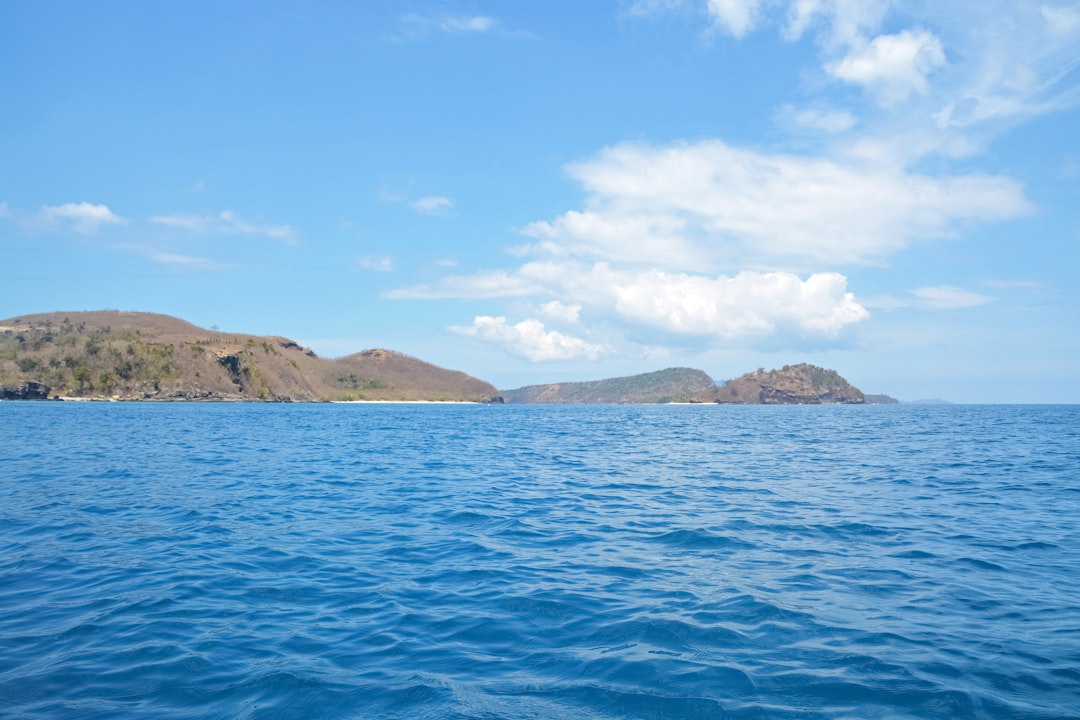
[1,403,1078,719]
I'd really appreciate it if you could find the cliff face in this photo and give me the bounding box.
[502,367,717,404]
[697,364,865,404]
[0,311,501,402]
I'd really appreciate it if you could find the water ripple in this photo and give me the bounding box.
[1,402,1078,718]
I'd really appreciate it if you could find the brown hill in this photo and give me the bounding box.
[0,311,501,402]
[501,367,716,404]
[695,363,864,404]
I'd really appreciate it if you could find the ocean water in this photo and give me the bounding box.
[1,403,1078,720]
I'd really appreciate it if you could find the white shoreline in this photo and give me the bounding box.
[330,400,481,404]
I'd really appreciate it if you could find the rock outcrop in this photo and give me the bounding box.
[0,381,51,400]
[697,364,864,404]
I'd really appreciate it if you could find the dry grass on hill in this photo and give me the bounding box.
[0,311,501,402]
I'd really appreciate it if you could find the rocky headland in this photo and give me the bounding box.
[0,311,502,403]
[695,364,865,404]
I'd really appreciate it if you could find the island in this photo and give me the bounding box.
[2,310,900,404]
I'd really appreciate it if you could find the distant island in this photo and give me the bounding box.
[501,367,716,404]
[503,363,888,405]
[1,310,900,404]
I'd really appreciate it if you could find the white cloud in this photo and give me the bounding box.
[782,0,890,46]
[932,2,1080,131]
[439,15,496,33]
[394,261,869,341]
[356,255,394,272]
[411,195,454,214]
[982,279,1043,290]
[781,105,858,132]
[150,213,207,232]
[451,316,604,361]
[828,29,947,105]
[911,285,992,309]
[397,13,497,39]
[538,300,582,323]
[1042,4,1080,36]
[528,139,1029,269]
[148,252,230,270]
[383,269,542,299]
[41,202,126,233]
[602,268,868,336]
[705,0,764,38]
[218,210,296,243]
[633,0,1080,137]
[151,210,296,243]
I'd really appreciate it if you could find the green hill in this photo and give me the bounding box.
[501,367,717,404]
[0,311,501,402]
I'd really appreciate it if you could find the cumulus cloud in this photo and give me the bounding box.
[538,300,582,323]
[526,139,1029,269]
[911,285,992,309]
[602,268,868,337]
[451,316,604,361]
[151,210,296,243]
[386,1,1072,360]
[41,202,126,233]
[828,29,947,106]
[395,262,869,341]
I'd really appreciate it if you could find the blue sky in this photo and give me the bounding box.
[2,1,1078,402]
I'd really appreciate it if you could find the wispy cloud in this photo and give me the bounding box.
[395,13,498,40]
[778,105,857,133]
[384,269,541,300]
[41,202,126,233]
[355,255,393,272]
[704,0,765,38]
[151,210,297,244]
[411,195,454,214]
[148,252,233,271]
[379,189,456,215]
[911,285,992,309]
[149,213,207,232]
[632,2,1080,159]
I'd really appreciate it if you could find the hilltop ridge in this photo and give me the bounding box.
[501,367,716,404]
[0,311,502,403]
